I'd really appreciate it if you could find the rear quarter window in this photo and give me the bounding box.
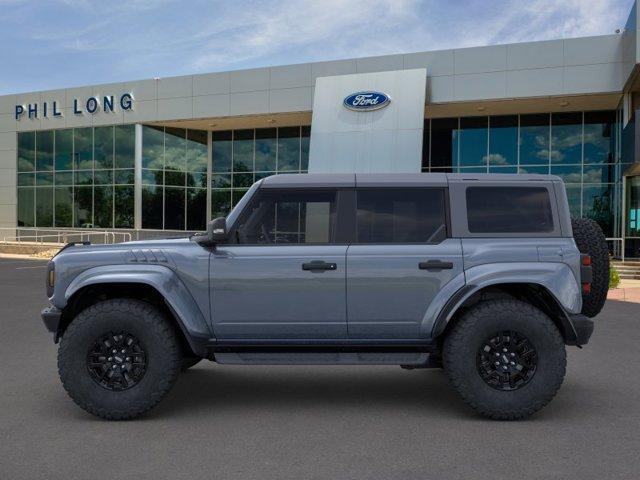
[466,186,554,233]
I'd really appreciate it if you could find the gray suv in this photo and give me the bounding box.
[41,173,609,420]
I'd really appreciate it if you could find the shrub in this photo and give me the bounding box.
[609,265,620,289]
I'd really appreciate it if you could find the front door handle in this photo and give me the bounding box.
[419,260,454,271]
[302,260,337,272]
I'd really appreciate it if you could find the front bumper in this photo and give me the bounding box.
[566,313,594,346]
[41,306,62,338]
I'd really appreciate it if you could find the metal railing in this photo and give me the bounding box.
[0,228,131,245]
[606,238,625,262]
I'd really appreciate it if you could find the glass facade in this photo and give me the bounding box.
[14,113,624,239]
[141,126,208,230]
[423,111,622,237]
[211,126,310,218]
[17,125,135,228]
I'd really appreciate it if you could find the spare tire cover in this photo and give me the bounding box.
[571,217,609,318]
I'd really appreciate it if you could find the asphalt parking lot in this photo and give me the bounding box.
[1,257,639,480]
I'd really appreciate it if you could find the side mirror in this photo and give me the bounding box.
[194,217,227,246]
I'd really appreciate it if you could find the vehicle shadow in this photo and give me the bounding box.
[152,364,475,419]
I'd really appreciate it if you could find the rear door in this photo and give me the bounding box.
[346,187,463,339]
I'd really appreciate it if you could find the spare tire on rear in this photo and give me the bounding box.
[571,217,609,317]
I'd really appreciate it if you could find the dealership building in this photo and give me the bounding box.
[2,3,640,256]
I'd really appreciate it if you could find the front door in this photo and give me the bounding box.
[210,188,348,340]
[346,187,463,339]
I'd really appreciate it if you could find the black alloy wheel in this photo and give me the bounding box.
[476,330,537,391]
[87,331,147,391]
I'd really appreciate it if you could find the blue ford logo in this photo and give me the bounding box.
[343,91,391,111]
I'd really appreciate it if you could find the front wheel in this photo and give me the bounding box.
[443,299,566,420]
[57,298,182,420]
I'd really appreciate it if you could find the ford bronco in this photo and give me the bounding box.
[41,173,609,420]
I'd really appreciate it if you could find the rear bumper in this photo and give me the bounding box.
[566,313,594,346]
[41,306,62,336]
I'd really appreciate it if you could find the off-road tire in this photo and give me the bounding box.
[571,217,609,318]
[58,298,182,420]
[443,299,566,420]
[181,357,202,371]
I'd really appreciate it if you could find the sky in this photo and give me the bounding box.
[0,0,636,95]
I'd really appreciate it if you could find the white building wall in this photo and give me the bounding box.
[308,69,426,173]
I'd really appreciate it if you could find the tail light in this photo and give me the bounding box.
[580,254,592,295]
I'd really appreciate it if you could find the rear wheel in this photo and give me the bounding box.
[571,217,609,318]
[443,299,566,420]
[58,298,182,420]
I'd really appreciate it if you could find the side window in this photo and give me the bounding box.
[234,189,336,244]
[466,186,554,233]
[356,188,447,243]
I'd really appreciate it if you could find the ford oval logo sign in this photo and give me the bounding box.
[343,91,391,111]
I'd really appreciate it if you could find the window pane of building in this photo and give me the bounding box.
[583,184,614,237]
[35,187,53,227]
[142,169,163,186]
[54,187,73,227]
[459,117,488,168]
[74,128,93,170]
[17,188,34,227]
[94,126,114,170]
[142,186,163,229]
[115,125,135,169]
[519,114,549,165]
[488,116,517,166]
[142,126,164,169]
[74,186,93,227]
[36,130,54,171]
[233,129,253,172]
[187,188,207,231]
[212,174,231,188]
[255,128,277,171]
[278,127,300,171]
[186,130,208,172]
[211,190,231,218]
[55,129,73,171]
[114,186,134,228]
[94,169,113,185]
[565,184,582,218]
[94,186,113,228]
[187,171,207,188]
[584,111,615,164]
[550,165,582,183]
[164,187,185,230]
[356,188,446,243]
[301,126,310,171]
[75,170,93,186]
[18,173,34,186]
[212,131,232,172]
[165,127,186,175]
[551,112,582,165]
[583,164,615,184]
[430,118,458,169]
[36,172,53,186]
[114,169,134,185]
[18,132,35,172]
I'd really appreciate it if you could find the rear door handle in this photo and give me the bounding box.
[419,260,454,271]
[302,260,337,272]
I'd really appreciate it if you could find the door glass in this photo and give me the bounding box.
[356,188,447,243]
[234,190,336,244]
[627,176,640,237]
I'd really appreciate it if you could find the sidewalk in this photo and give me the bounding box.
[607,279,640,303]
